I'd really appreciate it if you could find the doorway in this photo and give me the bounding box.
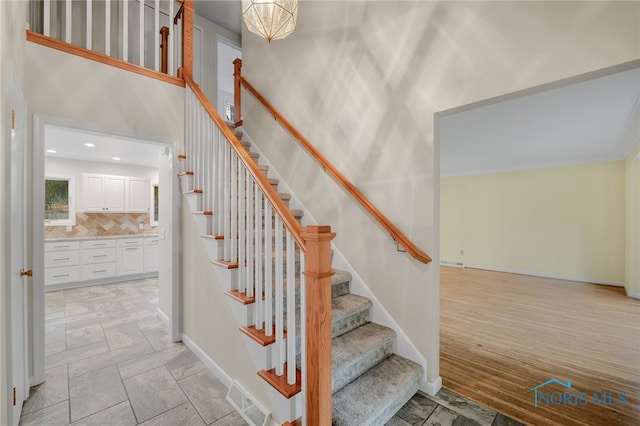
[216,37,241,122]
[31,116,181,387]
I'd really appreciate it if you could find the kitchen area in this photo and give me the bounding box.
[43,126,163,292]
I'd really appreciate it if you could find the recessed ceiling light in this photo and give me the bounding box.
[112,157,121,161]
[84,143,95,147]
[46,149,56,154]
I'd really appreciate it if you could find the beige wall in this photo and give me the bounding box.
[1,0,28,423]
[241,1,640,385]
[441,162,625,284]
[626,142,640,296]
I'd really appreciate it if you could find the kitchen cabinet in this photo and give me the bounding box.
[126,177,150,213]
[117,238,144,276]
[44,241,80,287]
[82,174,125,212]
[80,239,117,281]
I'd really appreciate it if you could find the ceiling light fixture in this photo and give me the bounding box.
[242,0,298,43]
[112,157,121,161]
[84,143,95,147]
[46,149,56,154]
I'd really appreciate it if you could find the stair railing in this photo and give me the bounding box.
[28,0,189,79]
[233,59,432,264]
[183,71,334,425]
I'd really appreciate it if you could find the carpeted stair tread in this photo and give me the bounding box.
[332,322,395,394]
[331,294,371,339]
[331,354,423,426]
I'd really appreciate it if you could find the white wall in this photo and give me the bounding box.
[242,0,640,386]
[0,0,28,423]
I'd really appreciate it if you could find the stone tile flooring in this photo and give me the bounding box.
[22,278,524,426]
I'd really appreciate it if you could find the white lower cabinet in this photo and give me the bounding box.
[44,236,158,290]
[117,238,144,276]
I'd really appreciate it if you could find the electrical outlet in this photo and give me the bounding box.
[139,223,144,230]
[460,249,464,255]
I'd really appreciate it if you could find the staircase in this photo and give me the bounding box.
[179,123,423,425]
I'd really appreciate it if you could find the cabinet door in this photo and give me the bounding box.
[104,176,125,212]
[118,246,144,275]
[83,174,105,212]
[126,177,149,213]
[144,244,158,273]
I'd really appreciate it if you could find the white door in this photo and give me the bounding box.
[6,62,29,425]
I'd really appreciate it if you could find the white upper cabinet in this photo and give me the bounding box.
[83,174,150,213]
[125,177,150,213]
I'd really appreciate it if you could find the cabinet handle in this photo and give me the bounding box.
[94,270,107,273]
[53,245,69,249]
[124,241,137,244]
[53,274,69,278]
[93,243,108,246]
[53,257,69,261]
[124,247,138,251]
[93,255,107,258]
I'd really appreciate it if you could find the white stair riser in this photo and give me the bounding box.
[179,174,194,192]
[184,192,202,211]
[262,386,301,425]
[202,238,224,260]
[214,268,238,292]
[241,335,284,371]
[227,300,254,327]
[193,214,212,235]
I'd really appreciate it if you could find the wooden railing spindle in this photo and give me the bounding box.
[160,26,169,74]
[233,58,243,127]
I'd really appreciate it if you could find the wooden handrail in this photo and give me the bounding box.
[173,3,184,26]
[237,67,432,264]
[181,71,307,253]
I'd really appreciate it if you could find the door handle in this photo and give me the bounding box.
[20,269,33,278]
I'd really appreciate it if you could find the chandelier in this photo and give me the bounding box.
[242,0,298,42]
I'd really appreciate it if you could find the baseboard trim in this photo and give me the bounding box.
[463,264,624,287]
[156,308,169,324]
[626,291,640,299]
[181,333,233,388]
[421,376,442,396]
[440,260,465,268]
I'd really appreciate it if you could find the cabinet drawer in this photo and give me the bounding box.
[117,238,143,248]
[80,239,116,249]
[81,263,116,281]
[45,241,80,252]
[44,250,80,268]
[45,266,80,285]
[81,248,116,264]
[144,237,159,246]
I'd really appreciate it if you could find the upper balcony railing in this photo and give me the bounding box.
[28,0,192,82]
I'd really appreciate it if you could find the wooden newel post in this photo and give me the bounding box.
[181,0,194,79]
[233,58,243,127]
[302,225,335,425]
[160,26,169,74]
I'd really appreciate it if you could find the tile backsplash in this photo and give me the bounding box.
[45,213,156,239]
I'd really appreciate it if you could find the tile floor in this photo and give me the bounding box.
[21,278,523,426]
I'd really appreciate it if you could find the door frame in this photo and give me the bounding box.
[32,115,181,384]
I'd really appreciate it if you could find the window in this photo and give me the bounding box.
[151,183,159,226]
[44,175,76,226]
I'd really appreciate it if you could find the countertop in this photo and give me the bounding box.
[45,234,158,242]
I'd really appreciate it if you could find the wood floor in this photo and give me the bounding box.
[440,266,640,426]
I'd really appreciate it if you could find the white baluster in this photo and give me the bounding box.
[65,0,71,43]
[86,0,92,50]
[238,166,246,293]
[122,0,127,61]
[265,202,273,336]
[286,232,296,385]
[255,189,263,330]
[154,0,159,71]
[231,153,238,263]
[139,0,144,66]
[44,0,50,37]
[168,0,174,75]
[223,142,231,261]
[216,130,224,235]
[204,117,210,211]
[246,177,254,298]
[105,0,110,56]
[275,216,284,376]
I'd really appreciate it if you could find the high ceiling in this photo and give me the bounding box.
[440,68,640,177]
[194,0,242,36]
